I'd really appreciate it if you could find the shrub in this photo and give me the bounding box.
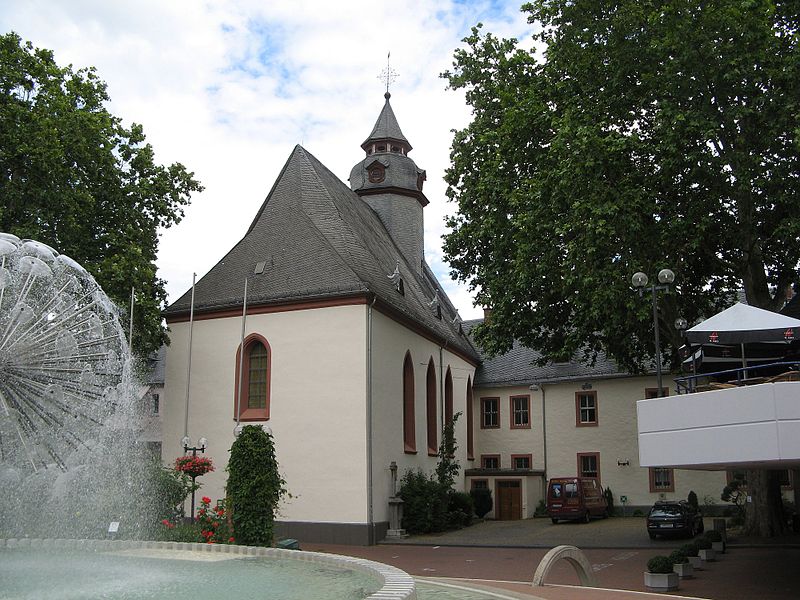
[696,538,712,550]
[679,542,699,557]
[534,498,547,517]
[226,425,287,546]
[448,491,474,527]
[603,487,615,515]
[470,488,493,518]
[687,490,699,509]
[669,549,688,564]
[400,470,448,533]
[647,555,674,574]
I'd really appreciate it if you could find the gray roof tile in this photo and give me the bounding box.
[165,146,477,361]
[361,93,410,149]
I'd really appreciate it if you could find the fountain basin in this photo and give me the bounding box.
[0,538,416,600]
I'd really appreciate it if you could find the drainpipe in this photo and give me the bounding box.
[532,383,547,498]
[366,294,377,542]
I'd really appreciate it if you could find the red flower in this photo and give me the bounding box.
[228,537,235,543]
[202,496,211,504]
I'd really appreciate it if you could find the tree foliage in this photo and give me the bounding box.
[226,425,287,546]
[0,32,203,357]
[442,1,800,372]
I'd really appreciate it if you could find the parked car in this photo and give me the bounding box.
[547,477,608,523]
[646,500,704,539]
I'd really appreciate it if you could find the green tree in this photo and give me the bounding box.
[226,425,287,546]
[443,1,798,537]
[0,32,203,357]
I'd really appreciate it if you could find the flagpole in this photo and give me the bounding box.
[235,277,248,430]
[183,273,196,438]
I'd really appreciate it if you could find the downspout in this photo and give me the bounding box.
[366,294,377,542]
[537,383,548,498]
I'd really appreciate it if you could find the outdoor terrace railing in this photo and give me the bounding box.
[675,361,800,394]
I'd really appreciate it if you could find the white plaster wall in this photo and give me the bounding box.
[369,309,476,523]
[471,385,545,473]
[638,381,800,469]
[543,376,728,509]
[163,304,368,523]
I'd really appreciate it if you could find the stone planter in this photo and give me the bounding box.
[673,561,693,578]
[712,541,725,553]
[644,571,680,592]
[699,548,716,561]
[687,555,703,570]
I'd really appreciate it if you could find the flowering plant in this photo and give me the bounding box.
[197,496,234,544]
[174,455,214,478]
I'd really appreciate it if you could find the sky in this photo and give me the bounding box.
[1,1,536,319]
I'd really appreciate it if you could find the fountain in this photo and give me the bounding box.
[0,232,417,599]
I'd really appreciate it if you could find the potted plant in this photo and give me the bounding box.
[644,555,679,592]
[696,537,716,561]
[705,529,725,553]
[669,549,693,578]
[680,542,703,570]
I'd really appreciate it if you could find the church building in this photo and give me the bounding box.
[162,93,731,545]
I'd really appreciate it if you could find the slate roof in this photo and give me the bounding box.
[164,145,477,361]
[361,92,410,150]
[463,319,630,387]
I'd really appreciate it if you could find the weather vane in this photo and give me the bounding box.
[378,52,398,95]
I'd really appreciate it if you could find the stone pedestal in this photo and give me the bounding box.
[386,496,407,539]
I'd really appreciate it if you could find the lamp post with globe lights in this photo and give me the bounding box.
[632,269,676,397]
[179,435,209,522]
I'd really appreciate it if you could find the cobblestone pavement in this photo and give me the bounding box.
[304,517,800,600]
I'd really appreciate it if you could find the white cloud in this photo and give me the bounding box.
[1,0,535,320]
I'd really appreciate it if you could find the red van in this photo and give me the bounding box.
[546,477,608,523]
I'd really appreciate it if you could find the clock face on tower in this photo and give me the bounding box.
[368,163,385,183]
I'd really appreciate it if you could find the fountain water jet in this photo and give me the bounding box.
[0,232,156,539]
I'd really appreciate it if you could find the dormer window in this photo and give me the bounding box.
[416,171,426,191]
[377,144,386,152]
[391,145,400,153]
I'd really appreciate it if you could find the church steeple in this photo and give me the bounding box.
[349,93,428,272]
[361,92,412,155]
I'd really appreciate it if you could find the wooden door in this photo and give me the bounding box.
[496,480,522,520]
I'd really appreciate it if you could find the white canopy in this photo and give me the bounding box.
[685,302,800,345]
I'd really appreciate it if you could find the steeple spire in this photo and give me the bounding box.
[361,93,412,154]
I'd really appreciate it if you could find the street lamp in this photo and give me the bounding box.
[632,269,675,397]
[181,436,208,521]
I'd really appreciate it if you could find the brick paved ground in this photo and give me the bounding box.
[303,517,800,599]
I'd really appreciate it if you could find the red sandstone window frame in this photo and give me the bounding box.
[403,351,417,454]
[649,467,675,492]
[575,391,598,427]
[510,395,531,429]
[577,451,601,482]
[481,454,501,469]
[511,453,532,470]
[480,397,500,429]
[426,358,437,456]
[233,333,272,421]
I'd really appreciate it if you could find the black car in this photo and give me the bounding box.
[646,501,704,539]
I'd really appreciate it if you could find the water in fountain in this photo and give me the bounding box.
[0,232,164,539]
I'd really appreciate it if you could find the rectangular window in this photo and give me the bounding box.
[510,395,530,429]
[152,393,160,414]
[575,391,598,426]
[577,452,600,480]
[481,397,499,428]
[649,467,675,492]
[471,479,489,490]
[481,454,500,469]
[645,388,670,399]
[511,454,531,470]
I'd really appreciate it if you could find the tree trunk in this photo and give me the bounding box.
[742,469,787,537]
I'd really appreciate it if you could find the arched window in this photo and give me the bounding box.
[445,367,453,426]
[426,358,437,456]
[403,352,416,453]
[466,376,474,461]
[234,334,271,421]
